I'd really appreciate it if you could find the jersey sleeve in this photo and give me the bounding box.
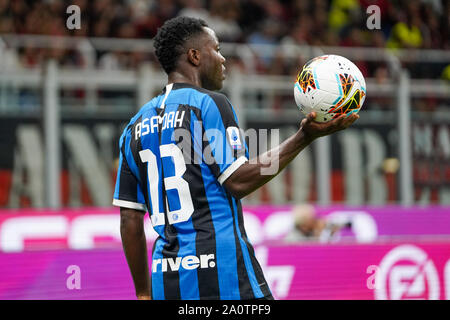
[201,93,248,185]
[112,133,147,212]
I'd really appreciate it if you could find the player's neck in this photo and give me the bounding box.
[168,70,201,88]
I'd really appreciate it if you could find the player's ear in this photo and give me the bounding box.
[187,48,201,67]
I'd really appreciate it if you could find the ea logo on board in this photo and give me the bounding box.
[374,245,440,300]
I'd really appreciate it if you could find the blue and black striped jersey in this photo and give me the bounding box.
[113,83,271,300]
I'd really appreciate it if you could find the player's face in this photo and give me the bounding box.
[199,27,226,91]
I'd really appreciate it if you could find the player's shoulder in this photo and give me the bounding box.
[167,84,232,116]
[119,98,160,139]
[127,95,163,124]
[190,87,232,115]
[189,85,222,98]
[198,87,229,105]
[172,83,228,105]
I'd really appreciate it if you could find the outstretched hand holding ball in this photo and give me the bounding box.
[300,111,359,143]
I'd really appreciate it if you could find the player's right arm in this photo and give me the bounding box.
[120,207,151,300]
[223,112,359,199]
[113,128,151,299]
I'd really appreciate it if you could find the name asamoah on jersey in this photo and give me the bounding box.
[135,110,186,140]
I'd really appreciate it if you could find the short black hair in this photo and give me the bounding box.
[153,16,208,74]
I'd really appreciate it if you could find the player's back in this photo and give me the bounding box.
[114,83,271,300]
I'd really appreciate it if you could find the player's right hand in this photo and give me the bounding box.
[300,112,359,142]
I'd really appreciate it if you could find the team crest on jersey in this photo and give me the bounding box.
[226,127,242,150]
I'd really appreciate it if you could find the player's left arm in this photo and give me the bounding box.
[120,207,151,300]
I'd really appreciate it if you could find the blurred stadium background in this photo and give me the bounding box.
[0,0,449,300]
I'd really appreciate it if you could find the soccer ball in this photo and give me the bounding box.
[294,54,366,123]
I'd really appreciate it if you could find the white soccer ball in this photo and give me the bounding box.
[294,54,366,123]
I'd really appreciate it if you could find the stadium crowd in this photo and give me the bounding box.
[1,0,448,77]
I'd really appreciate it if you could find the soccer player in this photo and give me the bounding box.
[113,16,358,300]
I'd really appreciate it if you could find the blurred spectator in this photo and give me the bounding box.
[0,0,447,77]
[370,64,393,110]
[340,26,366,47]
[247,19,283,71]
[238,0,266,35]
[156,0,178,22]
[206,0,242,42]
[19,46,43,68]
[370,30,387,47]
[92,18,111,38]
[387,1,424,49]
[177,0,210,22]
[442,64,450,81]
[280,15,312,47]
[134,10,161,39]
[284,204,351,243]
[421,2,444,49]
[328,0,362,34]
[178,0,242,42]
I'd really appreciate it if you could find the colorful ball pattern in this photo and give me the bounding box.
[294,55,366,123]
